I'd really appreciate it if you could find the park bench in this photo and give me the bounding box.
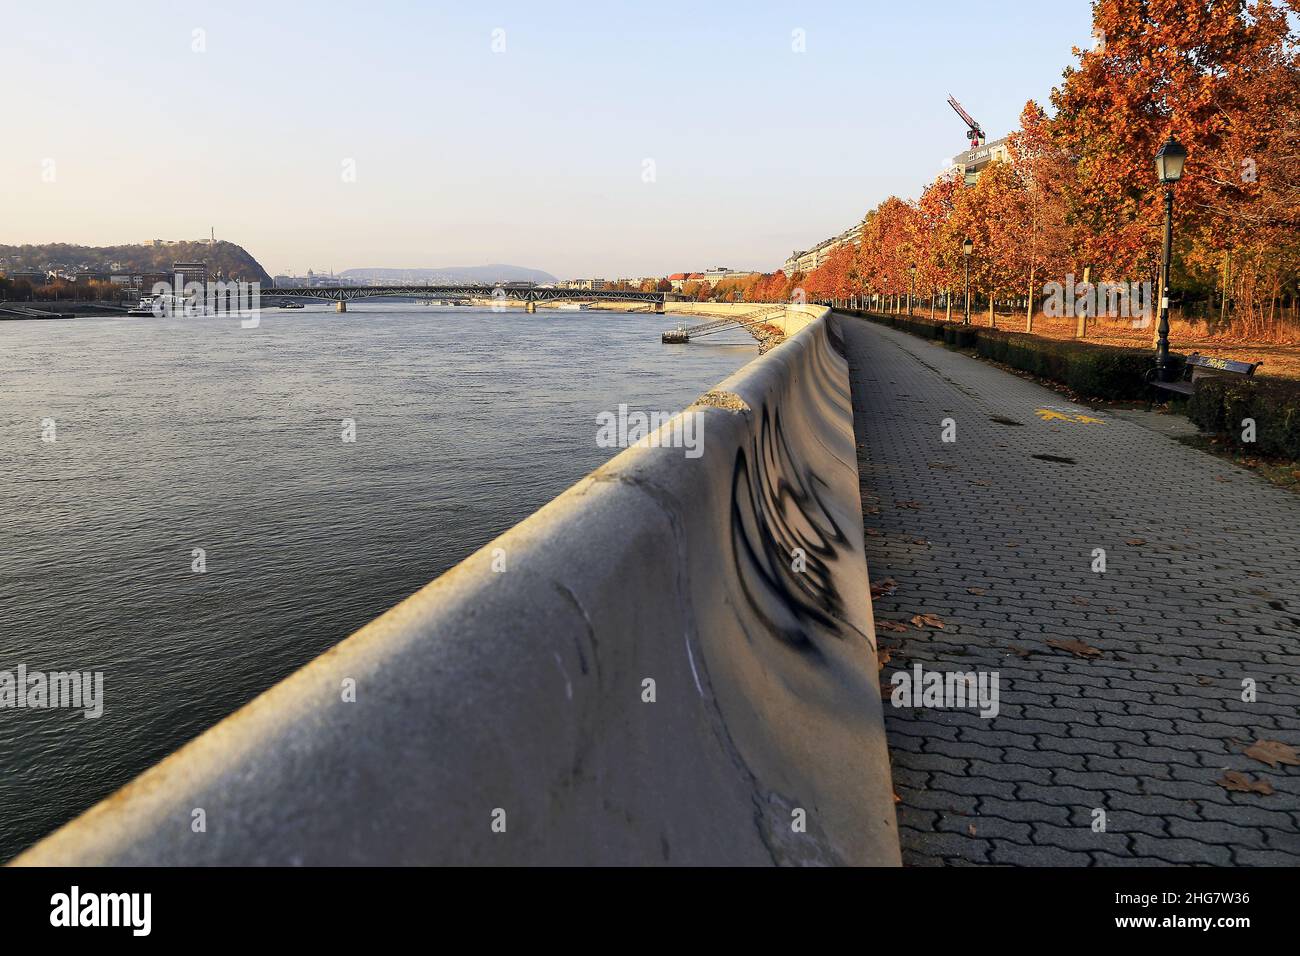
[1146,352,1261,410]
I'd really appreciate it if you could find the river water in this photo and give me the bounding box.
[0,303,757,860]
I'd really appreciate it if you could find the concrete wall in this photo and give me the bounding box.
[14,307,898,867]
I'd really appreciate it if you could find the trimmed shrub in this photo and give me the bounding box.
[1187,377,1300,460]
[855,310,1180,400]
[943,324,978,349]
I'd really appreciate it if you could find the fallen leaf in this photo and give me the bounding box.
[1196,676,1213,686]
[928,461,957,471]
[912,538,928,545]
[1245,739,1300,769]
[870,578,899,598]
[910,613,945,630]
[1126,538,1147,546]
[1006,644,1033,658]
[970,479,991,487]
[967,824,977,836]
[1046,637,1103,659]
[1216,771,1273,795]
[966,587,987,596]
[877,647,893,670]
[1071,596,1089,605]
[895,500,923,510]
[865,528,882,536]
[876,619,909,633]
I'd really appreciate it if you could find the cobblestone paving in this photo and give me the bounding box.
[840,314,1300,866]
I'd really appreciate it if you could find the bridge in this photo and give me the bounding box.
[263,284,670,312]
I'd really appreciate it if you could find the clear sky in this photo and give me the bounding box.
[2,0,1094,279]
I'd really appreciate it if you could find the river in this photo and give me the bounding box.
[0,303,757,860]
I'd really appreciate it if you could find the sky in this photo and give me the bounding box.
[2,0,1095,279]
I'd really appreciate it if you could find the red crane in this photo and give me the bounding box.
[947,95,986,150]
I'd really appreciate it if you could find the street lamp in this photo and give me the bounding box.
[962,237,973,324]
[1154,134,1187,380]
[908,263,916,316]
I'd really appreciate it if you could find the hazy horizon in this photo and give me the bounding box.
[3,0,1092,278]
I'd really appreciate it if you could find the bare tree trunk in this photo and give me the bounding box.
[1026,266,1035,332]
[1080,266,1092,340]
[1220,249,1230,330]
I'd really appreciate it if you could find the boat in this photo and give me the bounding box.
[279,302,306,309]
[125,292,205,317]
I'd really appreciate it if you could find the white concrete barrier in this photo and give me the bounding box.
[15,306,899,866]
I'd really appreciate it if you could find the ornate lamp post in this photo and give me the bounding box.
[908,263,916,316]
[1154,134,1187,380]
[962,237,973,325]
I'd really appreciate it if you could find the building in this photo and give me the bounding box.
[566,278,606,291]
[783,222,864,276]
[694,267,757,285]
[950,135,1010,186]
[172,262,209,297]
[665,268,758,292]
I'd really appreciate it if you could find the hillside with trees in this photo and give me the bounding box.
[0,240,273,285]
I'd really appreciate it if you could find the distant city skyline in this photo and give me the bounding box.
[2,0,1093,277]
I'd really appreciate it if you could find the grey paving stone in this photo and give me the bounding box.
[841,314,1300,867]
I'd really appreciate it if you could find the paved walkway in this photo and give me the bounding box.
[840,313,1300,866]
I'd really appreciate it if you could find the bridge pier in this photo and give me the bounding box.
[525,301,536,313]
[336,301,347,313]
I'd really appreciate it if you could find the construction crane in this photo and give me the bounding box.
[947,95,986,150]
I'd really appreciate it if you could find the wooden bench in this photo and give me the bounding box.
[1146,352,1261,410]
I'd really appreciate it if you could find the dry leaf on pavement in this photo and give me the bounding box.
[870,578,899,598]
[1046,637,1103,658]
[876,619,909,633]
[1216,771,1274,795]
[910,613,945,630]
[1244,739,1300,769]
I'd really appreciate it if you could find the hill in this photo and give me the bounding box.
[339,264,559,285]
[0,241,273,285]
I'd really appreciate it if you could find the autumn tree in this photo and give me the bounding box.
[1006,101,1073,329]
[1051,0,1297,289]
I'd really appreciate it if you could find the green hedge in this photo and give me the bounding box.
[1187,377,1300,460]
[850,310,1173,400]
[972,329,1173,401]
